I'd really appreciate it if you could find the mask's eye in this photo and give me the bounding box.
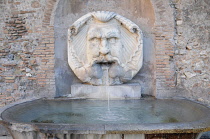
[108,37,117,44]
[90,37,100,44]
[90,37,99,41]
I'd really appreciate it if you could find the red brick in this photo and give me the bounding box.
[28,77,37,80]
[20,11,36,14]
[5,80,15,83]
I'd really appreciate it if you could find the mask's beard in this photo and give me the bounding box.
[85,54,125,85]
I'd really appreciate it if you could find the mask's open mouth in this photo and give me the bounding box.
[95,61,115,66]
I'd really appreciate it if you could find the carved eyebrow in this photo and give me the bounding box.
[106,31,120,38]
[87,30,101,40]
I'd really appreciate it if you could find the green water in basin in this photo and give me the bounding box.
[2,99,208,124]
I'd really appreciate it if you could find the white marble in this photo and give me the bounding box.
[68,11,143,85]
[71,83,141,99]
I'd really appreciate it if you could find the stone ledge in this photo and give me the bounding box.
[71,83,141,99]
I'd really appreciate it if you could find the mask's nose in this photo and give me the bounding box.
[100,39,110,55]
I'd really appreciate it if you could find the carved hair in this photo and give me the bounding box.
[70,11,141,35]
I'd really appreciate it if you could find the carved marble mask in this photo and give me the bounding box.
[87,24,122,66]
[68,11,143,85]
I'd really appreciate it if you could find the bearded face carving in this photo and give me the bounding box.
[86,24,122,66]
[68,11,143,85]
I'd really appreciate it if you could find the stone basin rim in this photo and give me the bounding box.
[0,98,210,134]
[1,121,210,134]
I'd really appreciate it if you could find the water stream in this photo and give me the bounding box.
[103,65,110,111]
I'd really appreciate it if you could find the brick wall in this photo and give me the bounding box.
[151,0,210,105]
[0,0,56,106]
[151,0,177,98]
[173,0,210,105]
[0,0,209,107]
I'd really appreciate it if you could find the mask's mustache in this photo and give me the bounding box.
[92,55,121,65]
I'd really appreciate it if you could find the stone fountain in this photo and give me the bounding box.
[0,11,210,139]
[68,11,143,99]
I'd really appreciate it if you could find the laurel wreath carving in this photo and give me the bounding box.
[114,14,143,71]
[125,31,143,71]
[68,39,83,69]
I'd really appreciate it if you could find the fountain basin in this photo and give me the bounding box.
[1,99,210,138]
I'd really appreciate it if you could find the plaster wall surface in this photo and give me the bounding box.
[54,0,156,97]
